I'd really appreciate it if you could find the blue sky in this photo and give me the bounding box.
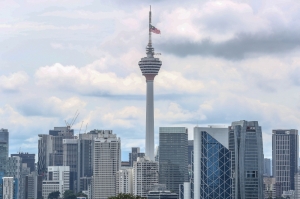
[1,0,300,160]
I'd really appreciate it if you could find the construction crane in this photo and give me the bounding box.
[65,110,80,132]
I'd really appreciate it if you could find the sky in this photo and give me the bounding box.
[1,0,300,161]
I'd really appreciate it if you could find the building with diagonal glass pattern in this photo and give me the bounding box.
[194,126,232,199]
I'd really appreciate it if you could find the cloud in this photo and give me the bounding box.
[0,72,29,92]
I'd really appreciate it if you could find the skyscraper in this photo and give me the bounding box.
[159,127,188,194]
[92,130,121,199]
[63,139,78,192]
[264,158,271,177]
[138,8,162,160]
[11,153,35,173]
[272,129,299,192]
[133,157,158,197]
[0,129,9,174]
[38,126,74,175]
[229,120,264,199]
[194,126,232,199]
[129,147,145,167]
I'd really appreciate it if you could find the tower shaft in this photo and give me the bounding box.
[146,80,154,160]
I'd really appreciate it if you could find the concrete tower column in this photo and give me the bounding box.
[146,79,154,160]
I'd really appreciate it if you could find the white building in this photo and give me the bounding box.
[263,177,276,199]
[3,177,14,199]
[133,156,158,197]
[92,130,121,199]
[295,173,300,199]
[42,166,70,199]
[116,168,133,194]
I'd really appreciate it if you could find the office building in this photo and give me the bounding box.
[272,129,299,192]
[116,168,133,195]
[77,132,99,192]
[0,129,9,174]
[138,8,162,160]
[42,166,70,199]
[11,153,35,173]
[264,158,272,177]
[129,147,145,167]
[263,177,276,199]
[133,157,158,197]
[295,173,300,199]
[194,126,232,199]
[229,120,264,199]
[92,130,121,199]
[25,171,43,199]
[38,126,74,175]
[63,139,78,191]
[2,177,16,199]
[6,156,31,199]
[155,146,159,162]
[159,127,188,194]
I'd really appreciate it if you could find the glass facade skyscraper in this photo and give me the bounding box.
[0,129,9,174]
[229,120,264,199]
[159,127,188,194]
[272,129,298,192]
[194,126,232,199]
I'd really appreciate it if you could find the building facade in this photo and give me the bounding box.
[272,129,299,192]
[92,130,120,199]
[194,126,232,199]
[63,139,78,192]
[264,158,271,177]
[11,153,35,173]
[116,168,133,195]
[2,177,16,199]
[159,127,188,194]
[263,177,276,199]
[0,129,9,174]
[133,157,158,197]
[42,166,70,199]
[229,120,264,199]
[129,147,145,167]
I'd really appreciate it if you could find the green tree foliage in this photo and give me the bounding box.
[48,191,60,199]
[63,190,77,199]
[108,193,146,199]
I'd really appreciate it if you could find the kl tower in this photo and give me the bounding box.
[138,7,162,161]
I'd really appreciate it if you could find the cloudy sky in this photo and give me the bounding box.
[1,0,300,160]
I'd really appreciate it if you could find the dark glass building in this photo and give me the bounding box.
[0,129,9,174]
[147,191,178,199]
[159,127,188,194]
[272,129,298,192]
[11,153,35,172]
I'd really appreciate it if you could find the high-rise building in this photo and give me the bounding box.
[272,129,299,192]
[116,168,133,195]
[92,130,120,199]
[2,177,16,199]
[42,166,70,199]
[0,129,9,174]
[229,120,264,199]
[147,191,178,199]
[138,8,162,160]
[133,157,158,197]
[63,139,78,192]
[11,153,35,173]
[264,158,271,177]
[159,127,188,194]
[77,132,98,192]
[263,177,276,199]
[25,171,43,199]
[194,126,232,199]
[295,173,300,199]
[6,156,31,199]
[129,147,145,167]
[38,126,74,175]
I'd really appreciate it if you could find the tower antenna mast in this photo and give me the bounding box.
[149,5,152,47]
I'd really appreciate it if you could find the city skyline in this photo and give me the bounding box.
[1,0,300,161]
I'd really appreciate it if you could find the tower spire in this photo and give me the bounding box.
[149,5,152,47]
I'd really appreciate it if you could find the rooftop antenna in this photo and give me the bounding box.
[148,5,152,47]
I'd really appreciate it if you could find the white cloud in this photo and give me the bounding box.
[0,72,28,91]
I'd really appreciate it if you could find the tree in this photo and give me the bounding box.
[48,191,60,199]
[76,192,88,199]
[63,190,77,199]
[108,193,146,199]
